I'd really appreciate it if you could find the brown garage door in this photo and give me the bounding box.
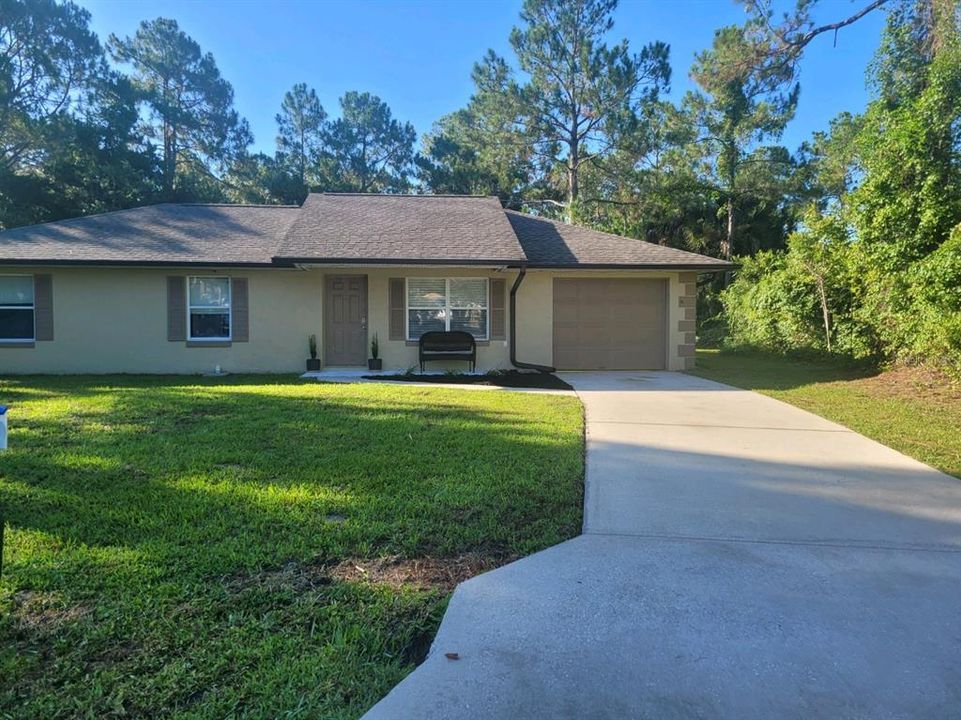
[553,278,667,370]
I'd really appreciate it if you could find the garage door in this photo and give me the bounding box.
[552,278,668,370]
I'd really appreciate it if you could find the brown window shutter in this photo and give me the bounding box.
[490,277,506,340]
[232,277,249,342]
[34,274,54,341]
[389,277,405,340]
[167,276,186,341]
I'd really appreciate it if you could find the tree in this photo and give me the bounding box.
[108,18,252,200]
[506,0,670,219]
[684,22,800,259]
[417,112,503,196]
[784,207,851,352]
[851,0,960,265]
[794,111,862,207]
[35,74,161,217]
[223,152,301,204]
[418,53,541,204]
[323,91,416,193]
[738,0,892,77]
[720,0,961,375]
[0,0,105,172]
[275,82,326,200]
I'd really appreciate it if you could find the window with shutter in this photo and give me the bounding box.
[0,275,35,341]
[188,277,232,340]
[405,278,489,340]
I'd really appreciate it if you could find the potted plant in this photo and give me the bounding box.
[368,333,382,371]
[306,334,321,372]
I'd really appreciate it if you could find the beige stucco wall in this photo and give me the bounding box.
[0,265,693,374]
[0,266,323,374]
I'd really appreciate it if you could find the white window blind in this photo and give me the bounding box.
[406,278,488,340]
[188,277,231,340]
[0,275,34,341]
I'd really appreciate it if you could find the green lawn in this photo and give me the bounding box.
[690,349,961,480]
[0,377,584,719]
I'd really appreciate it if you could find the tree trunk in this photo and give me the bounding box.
[816,275,832,352]
[721,144,737,262]
[162,79,175,201]
[169,126,177,200]
[299,127,307,189]
[163,122,175,201]
[566,133,578,224]
[722,194,734,260]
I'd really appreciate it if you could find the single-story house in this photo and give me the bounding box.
[0,193,730,374]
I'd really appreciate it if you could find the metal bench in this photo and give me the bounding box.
[418,330,477,372]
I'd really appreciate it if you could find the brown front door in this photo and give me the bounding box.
[325,275,368,366]
[552,278,668,370]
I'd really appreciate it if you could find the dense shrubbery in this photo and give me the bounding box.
[719,2,961,377]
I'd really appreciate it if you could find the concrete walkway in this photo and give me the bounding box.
[363,372,961,719]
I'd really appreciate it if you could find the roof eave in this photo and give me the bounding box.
[0,258,285,268]
[522,262,736,271]
[272,256,526,267]
[1,257,735,272]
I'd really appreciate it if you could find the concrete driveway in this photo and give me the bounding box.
[363,372,961,719]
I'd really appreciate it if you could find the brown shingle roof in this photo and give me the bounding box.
[274,193,526,263]
[505,210,732,269]
[0,194,731,270]
[0,204,299,266]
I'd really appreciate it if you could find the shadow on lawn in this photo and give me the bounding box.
[1,378,583,717]
[0,379,583,594]
[692,349,880,392]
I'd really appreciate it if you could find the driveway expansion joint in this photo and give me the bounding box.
[581,529,961,554]
[587,419,854,433]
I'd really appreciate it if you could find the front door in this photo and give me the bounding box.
[325,275,368,365]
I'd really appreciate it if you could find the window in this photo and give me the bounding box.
[407,278,488,340]
[0,275,34,341]
[188,277,231,340]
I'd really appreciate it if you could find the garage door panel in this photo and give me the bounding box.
[553,281,580,302]
[578,326,613,347]
[553,325,582,347]
[552,278,667,370]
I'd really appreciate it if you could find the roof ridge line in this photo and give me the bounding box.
[0,202,300,234]
[0,202,173,232]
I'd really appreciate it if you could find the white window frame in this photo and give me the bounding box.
[0,274,35,343]
[405,277,489,341]
[187,276,232,342]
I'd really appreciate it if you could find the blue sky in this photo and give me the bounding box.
[79,0,888,154]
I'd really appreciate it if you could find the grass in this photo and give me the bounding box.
[690,349,961,480]
[0,376,584,719]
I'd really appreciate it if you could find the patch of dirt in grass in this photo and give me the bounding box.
[329,553,510,592]
[229,553,512,595]
[226,561,332,593]
[850,365,961,404]
[9,591,90,632]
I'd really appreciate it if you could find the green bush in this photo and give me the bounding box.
[718,8,961,378]
[901,224,961,372]
[720,223,961,377]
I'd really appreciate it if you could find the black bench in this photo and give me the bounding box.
[419,330,477,372]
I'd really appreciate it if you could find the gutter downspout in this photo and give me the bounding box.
[509,265,556,373]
